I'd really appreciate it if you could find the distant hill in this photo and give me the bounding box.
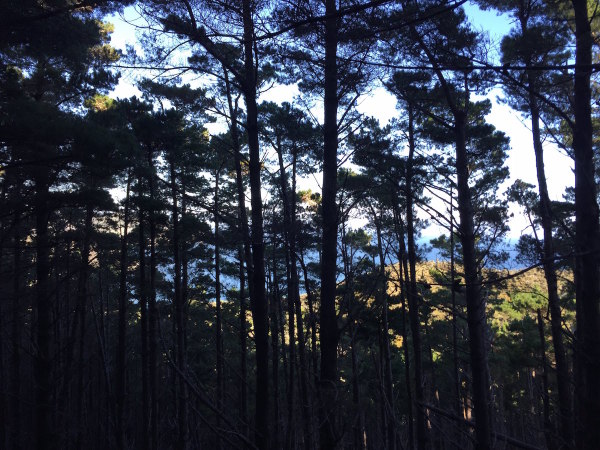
[386,260,574,327]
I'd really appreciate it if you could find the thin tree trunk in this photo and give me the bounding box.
[116,169,132,450]
[537,309,554,450]
[171,160,188,450]
[398,220,416,450]
[138,184,150,450]
[374,216,396,450]
[146,149,159,450]
[34,169,54,450]
[275,136,296,450]
[528,83,573,448]
[214,166,224,450]
[405,106,427,450]
[450,187,463,448]
[291,152,312,450]
[181,188,191,444]
[11,208,22,450]
[223,67,251,439]
[271,261,281,450]
[75,202,93,450]
[300,251,319,389]
[393,203,414,450]
[237,242,249,441]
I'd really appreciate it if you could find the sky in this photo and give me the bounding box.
[105,2,575,242]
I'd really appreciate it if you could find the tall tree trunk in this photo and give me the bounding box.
[411,20,493,447]
[454,111,492,450]
[405,105,427,450]
[214,166,224,450]
[11,207,22,450]
[275,137,296,450]
[349,320,364,450]
[223,67,251,438]
[393,203,414,450]
[146,148,159,450]
[75,202,93,450]
[171,160,188,450]
[237,241,249,439]
[300,252,319,389]
[271,261,281,450]
[320,0,340,447]
[241,2,269,447]
[450,187,463,448]
[528,82,573,448]
[571,1,600,449]
[537,309,554,450]
[291,152,312,450]
[398,219,416,450]
[34,169,54,450]
[116,169,131,450]
[138,184,150,450]
[374,216,396,450]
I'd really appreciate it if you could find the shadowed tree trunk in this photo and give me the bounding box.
[275,134,297,450]
[319,0,340,447]
[223,66,251,439]
[75,201,93,450]
[116,169,132,450]
[537,309,554,450]
[34,168,54,450]
[170,160,188,450]
[405,104,427,450]
[571,1,600,448]
[373,213,396,450]
[410,16,493,448]
[527,79,573,448]
[240,2,270,447]
[146,147,159,450]
[138,181,150,450]
[290,151,312,450]
[214,165,223,450]
[11,203,22,450]
[270,259,281,450]
[455,110,492,450]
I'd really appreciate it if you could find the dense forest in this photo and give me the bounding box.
[1,1,599,449]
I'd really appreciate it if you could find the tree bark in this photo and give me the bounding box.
[528,81,573,448]
[214,166,223,450]
[11,205,22,450]
[146,148,160,450]
[571,1,600,448]
[241,2,270,447]
[34,169,55,450]
[75,202,93,450]
[537,309,554,450]
[374,215,396,450]
[406,104,427,450]
[454,111,492,450]
[319,0,340,447]
[290,151,312,450]
[270,260,281,450]
[171,160,188,450]
[223,67,251,438]
[116,169,131,450]
[138,181,150,450]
